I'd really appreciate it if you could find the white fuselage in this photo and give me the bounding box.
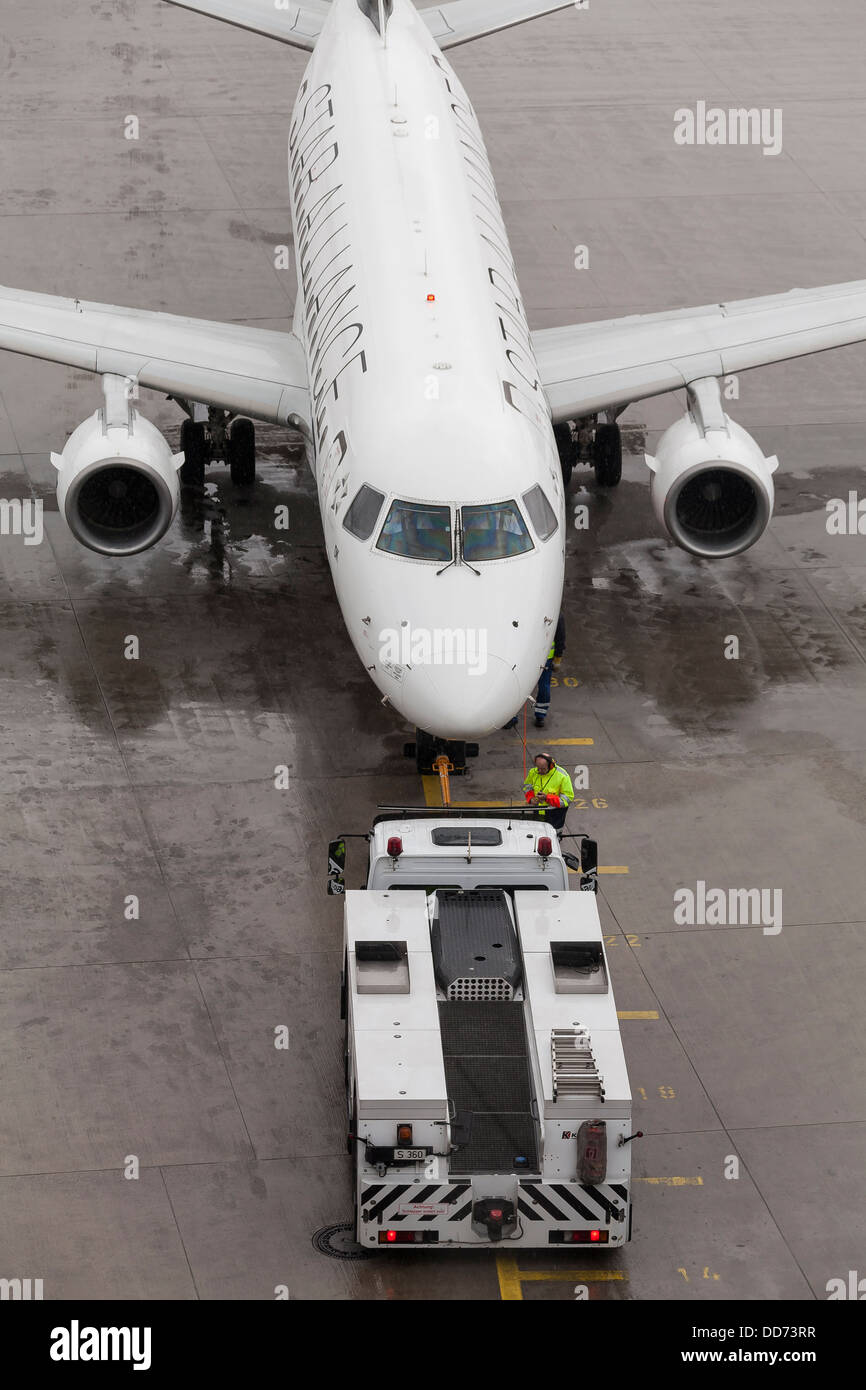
[288,0,565,739]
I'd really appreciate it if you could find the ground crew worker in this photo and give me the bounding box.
[522,752,574,833]
[503,613,566,730]
[533,612,566,727]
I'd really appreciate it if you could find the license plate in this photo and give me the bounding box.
[394,1148,426,1161]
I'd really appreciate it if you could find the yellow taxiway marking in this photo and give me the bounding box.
[617,1010,659,1020]
[519,1269,626,1282]
[567,867,633,878]
[537,738,594,746]
[497,1254,626,1299]
[496,1255,524,1300]
[421,777,523,809]
[636,1177,703,1186]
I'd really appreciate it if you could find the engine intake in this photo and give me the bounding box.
[671,465,766,554]
[51,379,183,556]
[645,387,778,559]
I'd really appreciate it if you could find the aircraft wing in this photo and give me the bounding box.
[161,0,330,50]
[532,280,866,423]
[420,0,575,49]
[0,284,311,426]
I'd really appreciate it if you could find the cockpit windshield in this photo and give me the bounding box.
[376,500,453,561]
[522,484,558,542]
[343,484,385,541]
[460,501,534,561]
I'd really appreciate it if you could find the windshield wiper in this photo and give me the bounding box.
[436,511,480,577]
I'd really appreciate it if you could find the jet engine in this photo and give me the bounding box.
[645,379,778,559]
[51,375,183,556]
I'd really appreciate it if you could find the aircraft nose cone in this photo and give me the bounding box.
[400,654,521,739]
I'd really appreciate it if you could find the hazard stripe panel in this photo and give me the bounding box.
[520,1182,568,1221]
[360,1182,471,1223]
[582,1184,622,1220]
[359,1180,629,1226]
[551,1184,598,1222]
[517,1198,543,1222]
[518,1181,629,1226]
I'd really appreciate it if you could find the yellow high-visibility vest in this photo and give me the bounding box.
[523,764,574,811]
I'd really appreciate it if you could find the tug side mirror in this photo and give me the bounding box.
[450,1112,473,1149]
[327,838,347,895]
[579,837,599,894]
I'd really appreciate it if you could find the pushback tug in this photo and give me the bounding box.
[328,807,637,1248]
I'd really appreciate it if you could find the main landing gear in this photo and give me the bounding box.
[177,404,257,489]
[554,413,624,489]
[403,730,480,778]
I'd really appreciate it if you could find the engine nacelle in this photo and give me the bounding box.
[51,386,183,556]
[646,405,778,559]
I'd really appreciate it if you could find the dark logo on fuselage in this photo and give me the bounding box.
[290,80,368,456]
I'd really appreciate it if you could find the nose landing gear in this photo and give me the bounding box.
[403,730,480,779]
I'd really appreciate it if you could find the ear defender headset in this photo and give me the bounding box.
[535,753,556,771]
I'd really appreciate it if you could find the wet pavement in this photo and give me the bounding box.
[1,0,865,1300]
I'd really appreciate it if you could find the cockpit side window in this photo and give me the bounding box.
[376,501,453,561]
[460,501,533,561]
[343,484,386,541]
[522,484,559,542]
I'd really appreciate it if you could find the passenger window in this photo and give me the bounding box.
[461,501,533,561]
[376,500,452,561]
[522,484,558,542]
[343,484,385,541]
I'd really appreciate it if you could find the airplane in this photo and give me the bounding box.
[2,0,866,770]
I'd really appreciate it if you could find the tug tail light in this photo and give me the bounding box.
[549,1229,609,1245]
[379,1230,439,1245]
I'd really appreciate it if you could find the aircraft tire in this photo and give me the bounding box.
[179,419,207,489]
[229,417,256,486]
[553,422,575,487]
[593,422,622,487]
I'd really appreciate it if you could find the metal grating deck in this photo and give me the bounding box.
[438,1001,539,1174]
